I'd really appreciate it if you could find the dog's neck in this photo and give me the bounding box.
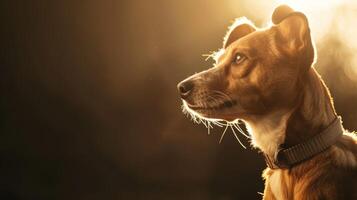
[245,110,292,157]
[245,68,337,158]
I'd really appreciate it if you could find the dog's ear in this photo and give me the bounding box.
[223,18,256,48]
[273,5,312,54]
[272,5,295,25]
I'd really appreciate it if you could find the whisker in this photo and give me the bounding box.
[219,123,229,143]
[181,94,248,147]
[212,121,224,127]
[202,52,215,61]
[232,123,251,138]
[202,49,224,62]
[213,120,226,126]
[207,121,211,135]
[201,120,208,128]
[208,121,213,128]
[230,125,247,149]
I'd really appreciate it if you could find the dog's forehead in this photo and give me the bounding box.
[232,29,269,47]
[217,29,270,61]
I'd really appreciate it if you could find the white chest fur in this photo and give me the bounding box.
[268,170,284,200]
[244,110,292,157]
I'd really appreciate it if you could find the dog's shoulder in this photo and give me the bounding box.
[262,135,357,200]
[332,131,357,167]
[294,135,357,199]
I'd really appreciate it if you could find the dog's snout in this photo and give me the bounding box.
[177,80,194,99]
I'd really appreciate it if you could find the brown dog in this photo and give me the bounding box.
[177,5,357,200]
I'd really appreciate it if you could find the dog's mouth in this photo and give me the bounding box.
[186,99,237,111]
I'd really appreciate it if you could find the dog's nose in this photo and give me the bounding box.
[177,80,194,99]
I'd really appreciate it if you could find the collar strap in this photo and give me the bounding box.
[264,116,344,169]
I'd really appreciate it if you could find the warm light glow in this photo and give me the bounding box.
[226,0,357,78]
[277,0,346,12]
[276,0,345,39]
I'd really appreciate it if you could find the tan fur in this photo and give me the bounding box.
[262,134,357,200]
[178,5,357,199]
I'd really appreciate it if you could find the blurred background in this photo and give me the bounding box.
[2,0,357,199]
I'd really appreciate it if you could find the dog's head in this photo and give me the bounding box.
[178,5,315,122]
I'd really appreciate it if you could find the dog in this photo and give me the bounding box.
[177,5,357,200]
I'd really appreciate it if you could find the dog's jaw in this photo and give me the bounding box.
[243,110,293,158]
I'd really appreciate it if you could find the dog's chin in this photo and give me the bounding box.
[199,111,240,122]
[183,100,240,122]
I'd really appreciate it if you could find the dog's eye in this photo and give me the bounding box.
[234,53,246,65]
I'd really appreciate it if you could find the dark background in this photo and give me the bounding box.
[2,1,357,199]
